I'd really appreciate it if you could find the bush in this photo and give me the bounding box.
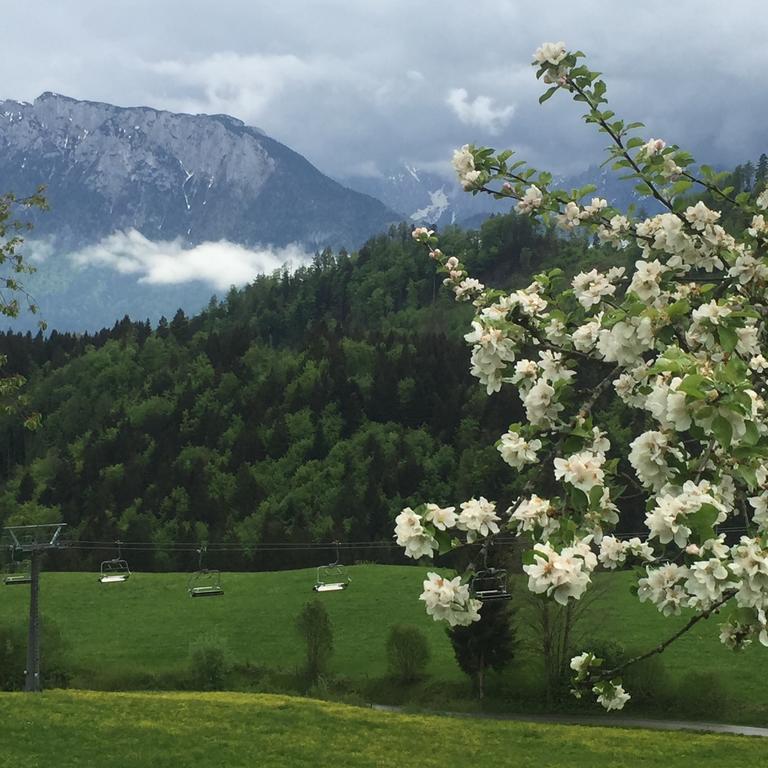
[295,600,334,684]
[673,671,728,719]
[0,616,70,691]
[621,652,673,709]
[386,624,430,684]
[581,639,627,671]
[582,641,674,711]
[188,633,232,691]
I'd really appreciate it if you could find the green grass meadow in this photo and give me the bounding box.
[1,566,767,722]
[0,690,763,768]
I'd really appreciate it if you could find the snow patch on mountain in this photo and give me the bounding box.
[410,188,450,224]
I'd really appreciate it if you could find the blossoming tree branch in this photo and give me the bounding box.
[395,41,768,711]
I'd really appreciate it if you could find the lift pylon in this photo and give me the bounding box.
[2,524,67,693]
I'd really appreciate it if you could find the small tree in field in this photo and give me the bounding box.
[395,41,768,711]
[447,598,516,700]
[296,600,334,684]
[386,624,431,684]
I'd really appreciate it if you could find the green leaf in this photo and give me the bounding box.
[539,86,559,104]
[712,415,733,449]
[434,529,454,556]
[667,299,690,320]
[743,421,760,447]
[687,503,721,542]
[668,179,693,198]
[737,465,758,490]
[717,326,738,354]
[677,374,708,399]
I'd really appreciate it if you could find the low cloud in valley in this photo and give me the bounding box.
[68,230,310,290]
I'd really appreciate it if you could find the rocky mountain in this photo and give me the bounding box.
[339,165,509,227]
[341,161,662,229]
[1,93,398,252]
[0,93,406,332]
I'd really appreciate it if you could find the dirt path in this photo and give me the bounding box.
[371,704,768,738]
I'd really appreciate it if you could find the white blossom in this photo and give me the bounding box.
[523,378,564,427]
[638,563,690,616]
[498,431,542,469]
[420,572,481,627]
[517,185,544,214]
[511,495,559,538]
[572,269,617,309]
[596,317,654,366]
[457,497,500,542]
[629,430,674,490]
[423,504,457,531]
[523,539,595,605]
[533,41,567,66]
[394,507,438,559]
[628,259,667,302]
[452,145,482,190]
[553,450,605,493]
[594,683,631,712]
[573,316,602,352]
[639,138,666,158]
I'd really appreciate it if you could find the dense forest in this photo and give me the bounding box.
[1,156,764,571]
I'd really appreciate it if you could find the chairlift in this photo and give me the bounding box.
[469,567,511,602]
[313,541,350,593]
[188,546,223,598]
[99,540,131,584]
[3,551,31,586]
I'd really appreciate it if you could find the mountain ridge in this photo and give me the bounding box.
[0,92,399,251]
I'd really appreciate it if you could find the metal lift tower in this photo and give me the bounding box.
[3,523,66,693]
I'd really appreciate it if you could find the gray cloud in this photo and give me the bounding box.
[446,88,515,134]
[2,1,766,181]
[68,230,310,290]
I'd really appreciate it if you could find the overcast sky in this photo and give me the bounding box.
[5,1,767,180]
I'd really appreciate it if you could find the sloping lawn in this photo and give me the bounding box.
[0,690,763,768]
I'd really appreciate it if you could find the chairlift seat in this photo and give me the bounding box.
[313,564,350,593]
[188,569,223,598]
[3,559,32,586]
[470,568,511,602]
[99,558,131,584]
[4,574,32,586]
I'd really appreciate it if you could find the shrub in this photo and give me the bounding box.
[621,653,673,709]
[674,671,728,719]
[188,633,232,691]
[0,622,26,691]
[582,639,627,671]
[295,600,334,684]
[386,624,431,684]
[581,641,674,710]
[0,616,70,691]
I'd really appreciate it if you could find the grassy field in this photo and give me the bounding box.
[0,689,763,768]
[0,566,766,722]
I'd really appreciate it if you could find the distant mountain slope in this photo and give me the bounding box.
[339,164,510,227]
[0,93,399,251]
[340,162,662,230]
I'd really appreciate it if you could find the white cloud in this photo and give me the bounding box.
[145,52,343,122]
[446,88,515,134]
[68,230,310,290]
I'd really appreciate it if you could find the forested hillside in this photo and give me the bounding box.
[3,165,761,571]
[0,213,598,569]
